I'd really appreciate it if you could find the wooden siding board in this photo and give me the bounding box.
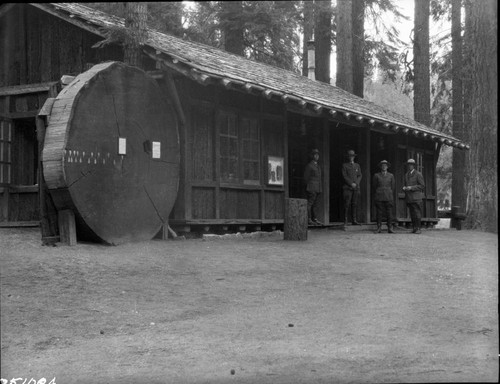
[27,6,42,84]
[191,187,215,219]
[239,190,260,219]
[191,103,214,181]
[8,191,39,221]
[264,191,284,219]
[219,189,260,219]
[18,5,27,84]
[220,188,237,219]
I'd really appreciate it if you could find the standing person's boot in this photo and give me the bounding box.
[376,222,382,233]
[411,217,417,233]
[344,209,349,226]
[387,219,394,233]
[307,205,314,226]
[414,218,422,234]
[351,207,360,225]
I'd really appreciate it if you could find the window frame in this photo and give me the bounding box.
[407,148,424,173]
[218,110,261,186]
[0,119,12,186]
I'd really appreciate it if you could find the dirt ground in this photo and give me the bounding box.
[1,226,498,384]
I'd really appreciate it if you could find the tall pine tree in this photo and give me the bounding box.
[336,0,354,92]
[314,1,332,84]
[413,0,431,126]
[464,0,497,232]
[451,0,467,214]
[352,0,365,97]
[220,1,244,56]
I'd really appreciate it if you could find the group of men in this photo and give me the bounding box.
[304,149,425,234]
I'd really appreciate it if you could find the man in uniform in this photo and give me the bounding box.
[304,148,322,226]
[372,160,395,233]
[342,150,362,225]
[403,158,425,234]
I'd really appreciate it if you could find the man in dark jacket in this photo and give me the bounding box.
[372,160,395,233]
[403,158,425,234]
[342,150,362,225]
[304,148,322,226]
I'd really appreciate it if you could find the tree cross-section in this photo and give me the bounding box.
[42,61,180,244]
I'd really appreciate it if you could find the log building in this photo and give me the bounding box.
[0,3,468,241]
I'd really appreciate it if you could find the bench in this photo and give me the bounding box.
[438,206,467,230]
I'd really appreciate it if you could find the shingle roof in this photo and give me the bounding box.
[26,2,466,148]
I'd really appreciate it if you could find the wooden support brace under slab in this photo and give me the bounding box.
[58,209,77,246]
[156,223,177,240]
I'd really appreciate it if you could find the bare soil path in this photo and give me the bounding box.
[1,227,498,383]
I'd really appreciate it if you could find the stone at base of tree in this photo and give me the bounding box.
[284,198,308,241]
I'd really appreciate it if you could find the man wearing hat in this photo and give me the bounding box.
[403,159,425,234]
[372,160,395,233]
[304,148,322,226]
[342,149,362,225]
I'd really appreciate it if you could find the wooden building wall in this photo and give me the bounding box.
[0,4,137,225]
[0,4,128,87]
[168,78,286,226]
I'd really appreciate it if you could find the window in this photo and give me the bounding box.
[0,120,12,185]
[219,113,239,182]
[241,117,260,184]
[219,112,260,184]
[408,149,424,173]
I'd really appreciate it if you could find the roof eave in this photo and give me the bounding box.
[26,3,469,151]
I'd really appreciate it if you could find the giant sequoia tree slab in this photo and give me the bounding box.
[42,62,180,244]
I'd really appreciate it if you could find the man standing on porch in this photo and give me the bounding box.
[372,160,395,233]
[304,148,322,226]
[342,150,362,225]
[403,158,425,234]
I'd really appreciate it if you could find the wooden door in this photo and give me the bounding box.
[329,126,359,222]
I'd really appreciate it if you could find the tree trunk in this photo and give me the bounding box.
[413,0,431,126]
[451,0,467,214]
[464,0,498,232]
[336,0,353,92]
[284,198,308,241]
[302,0,315,77]
[124,2,148,67]
[462,0,473,206]
[315,1,332,84]
[352,0,365,97]
[221,1,244,56]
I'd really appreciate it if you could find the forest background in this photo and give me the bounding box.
[87,0,497,233]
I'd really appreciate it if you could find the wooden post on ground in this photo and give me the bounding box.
[284,198,308,241]
[37,98,59,245]
[58,209,77,246]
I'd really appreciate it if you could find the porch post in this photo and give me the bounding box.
[321,118,330,224]
[358,127,370,223]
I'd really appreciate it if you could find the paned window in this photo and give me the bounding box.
[219,112,260,184]
[408,149,424,173]
[241,117,260,184]
[0,120,12,185]
[219,113,238,182]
